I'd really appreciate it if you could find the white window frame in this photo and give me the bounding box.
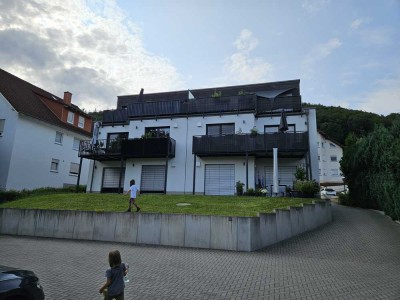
[73,138,80,150]
[331,169,339,176]
[69,162,80,176]
[50,159,60,172]
[55,131,63,144]
[78,116,85,128]
[67,111,74,124]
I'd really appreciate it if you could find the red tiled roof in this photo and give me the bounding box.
[0,68,91,137]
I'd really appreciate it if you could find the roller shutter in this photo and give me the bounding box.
[102,167,125,193]
[264,166,296,191]
[141,165,166,192]
[205,164,235,195]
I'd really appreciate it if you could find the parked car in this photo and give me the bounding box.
[0,265,44,300]
[320,187,337,199]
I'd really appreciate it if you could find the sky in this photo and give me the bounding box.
[0,0,399,115]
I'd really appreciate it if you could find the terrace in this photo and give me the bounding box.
[79,137,176,161]
[102,95,302,124]
[192,132,309,157]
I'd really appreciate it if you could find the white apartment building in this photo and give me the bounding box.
[317,131,344,186]
[80,80,319,195]
[0,68,92,191]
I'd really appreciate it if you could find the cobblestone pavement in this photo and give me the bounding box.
[1,204,400,300]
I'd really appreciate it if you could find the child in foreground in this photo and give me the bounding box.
[125,179,140,212]
[99,250,128,300]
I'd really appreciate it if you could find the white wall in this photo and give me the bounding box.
[317,132,343,185]
[0,93,18,190]
[6,115,90,190]
[91,110,315,194]
[307,109,320,182]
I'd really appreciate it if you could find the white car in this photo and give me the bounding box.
[320,187,336,199]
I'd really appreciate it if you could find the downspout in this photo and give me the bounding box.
[89,160,95,193]
[76,157,83,192]
[305,109,312,180]
[118,156,124,194]
[192,154,196,195]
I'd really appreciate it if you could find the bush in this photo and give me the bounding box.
[0,190,22,203]
[236,181,245,196]
[0,186,87,203]
[338,193,354,206]
[244,188,263,197]
[294,180,319,198]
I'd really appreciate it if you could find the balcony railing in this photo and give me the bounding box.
[102,95,301,123]
[121,137,175,158]
[79,137,176,160]
[192,132,308,156]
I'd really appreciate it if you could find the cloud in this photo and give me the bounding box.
[357,75,400,116]
[302,0,330,13]
[215,29,273,85]
[233,29,259,52]
[302,38,342,77]
[0,0,183,111]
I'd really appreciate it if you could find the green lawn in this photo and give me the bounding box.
[0,193,317,217]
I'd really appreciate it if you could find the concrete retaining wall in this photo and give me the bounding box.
[0,200,332,252]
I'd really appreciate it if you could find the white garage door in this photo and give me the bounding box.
[141,165,166,192]
[102,167,125,192]
[205,164,235,195]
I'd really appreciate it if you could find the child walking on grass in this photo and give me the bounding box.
[99,250,128,300]
[125,179,140,212]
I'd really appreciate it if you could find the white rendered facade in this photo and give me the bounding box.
[0,94,90,190]
[317,131,343,186]
[84,82,319,195]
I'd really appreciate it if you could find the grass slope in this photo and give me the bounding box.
[0,194,316,217]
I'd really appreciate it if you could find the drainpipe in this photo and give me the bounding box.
[273,148,278,196]
[305,109,312,180]
[246,153,249,192]
[118,157,124,194]
[89,160,95,193]
[76,157,83,192]
[192,155,196,195]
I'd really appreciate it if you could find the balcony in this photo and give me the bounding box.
[103,95,301,123]
[79,137,176,161]
[121,137,175,158]
[192,132,309,157]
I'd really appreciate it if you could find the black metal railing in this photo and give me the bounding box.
[192,132,308,156]
[79,137,176,160]
[102,95,302,122]
[121,137,175,158]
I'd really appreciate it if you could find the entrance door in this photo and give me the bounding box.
[205,164,235,195]
[140,165,166,193]
[102,167,125,193]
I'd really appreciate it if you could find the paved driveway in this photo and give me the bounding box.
[1,204,399,299]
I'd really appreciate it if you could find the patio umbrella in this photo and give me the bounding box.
[91,121,100,145]
[278,110,289,132]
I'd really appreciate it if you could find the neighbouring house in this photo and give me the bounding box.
[317,130,344,186]
[0,68,93,191]
[80,80,319,195]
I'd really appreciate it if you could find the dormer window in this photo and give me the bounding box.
[67,111,74,124]
[78,116,85,128]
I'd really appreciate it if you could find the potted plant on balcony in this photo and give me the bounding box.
[250,127,258,136]
[211,90,222,99]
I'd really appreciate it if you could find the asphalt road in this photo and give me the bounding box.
[1,204,399,300]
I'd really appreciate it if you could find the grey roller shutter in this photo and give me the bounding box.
[141,165,166,192]
[205,164,235,195]
[103,168,125,188]
[279,166,296,187]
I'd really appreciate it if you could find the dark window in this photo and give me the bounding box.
[206,123,235,136]
[144,126,170,138]
[107,132,128,151]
